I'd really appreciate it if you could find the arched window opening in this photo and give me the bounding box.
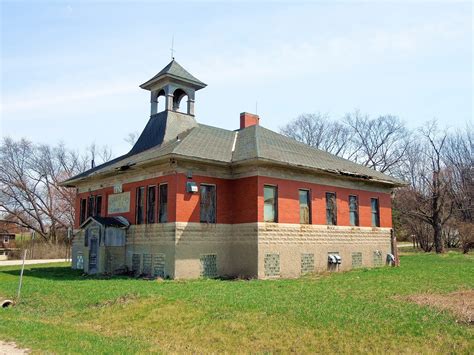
[157,89,166,112]
[172,88,189,114]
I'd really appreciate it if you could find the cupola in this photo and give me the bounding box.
[140,59,207,116]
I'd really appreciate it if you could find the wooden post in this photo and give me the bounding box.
[16,249,28,302]
[390,229,400,267]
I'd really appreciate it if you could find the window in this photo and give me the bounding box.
[80,198,87,224]
[147,186,156,223]
[87,196,95,218]
[95,195,102,217]
[326,192,337,225]
[158,184,168,223]
[136,187,145,224]
[349,195,359,226]
[299,189,311,224]
[200,184,216,223]
[371,198,380,227]
[264,185,278,222]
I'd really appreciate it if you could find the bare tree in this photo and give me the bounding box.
[0,137,112,243]
[279,113,352,157]
[443,124,473,252]
[124,131,139,147]
[396,121,453,253]
[343,111,411,174]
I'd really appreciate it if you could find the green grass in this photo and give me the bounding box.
[0,253,472,353]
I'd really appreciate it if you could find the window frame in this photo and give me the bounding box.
[263,185,278,223]
[135,186,145,225]
[94,195,102,217]
[146,185,157,224]
[325,192,337,225]
[158,183,168,223]
[371,198,380,227]
[348,195,359,226]
[200,183,217,224]
[80,198,87,225]
[298,189,311,224]
[87,196,95,218]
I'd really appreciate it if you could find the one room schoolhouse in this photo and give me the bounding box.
[62,59,404,279]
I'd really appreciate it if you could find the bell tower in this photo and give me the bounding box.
[140,59,207,116]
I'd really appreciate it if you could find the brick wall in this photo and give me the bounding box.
[257,176,392,228]
[75,174,177,228]
[74,168,391,229]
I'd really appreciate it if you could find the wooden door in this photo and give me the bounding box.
[89,237,98,274]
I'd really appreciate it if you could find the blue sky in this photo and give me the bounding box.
[1,1,472,157]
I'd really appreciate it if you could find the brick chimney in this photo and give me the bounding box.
[240,112,260,129]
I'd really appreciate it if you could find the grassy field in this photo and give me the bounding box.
[0,253,472,354]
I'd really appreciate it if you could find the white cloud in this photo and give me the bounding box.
[1,82,135,114]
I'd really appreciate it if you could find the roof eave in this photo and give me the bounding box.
[139,74,207,91]
[233,157,404,187]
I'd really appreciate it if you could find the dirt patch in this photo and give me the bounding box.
[94,293,139,308]
[0,341,28,354]
[403,290,474,324]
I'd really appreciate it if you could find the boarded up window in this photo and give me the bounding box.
[147,186,156,224]
[153,254,165,278]
[326,192,337,225]
[159,184,168,223]
[373,251,383,267]
[200,254,217,278]
[132,253,141,275]
[349,195,359,226]
[371,198,380,227]
[143,254,152,276]
[84,229,89,247]
[76,252,83,269]
[136,187,145,225]
[264,185,278,222]
[264,253,280,277]
[301,253,314,274]
[299,189,311,224]
[95,195,102,217]
[200,184,216,223]
[80,199,87,225]
[352,252,362,268]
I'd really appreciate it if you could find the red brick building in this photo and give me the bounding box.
[63,59,404,278]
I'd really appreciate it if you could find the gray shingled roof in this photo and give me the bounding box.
[63,116,405,186]
[140,59,206,89]
[233,125,404,184]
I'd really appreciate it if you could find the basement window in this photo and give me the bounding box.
[349,195,359,226]
[200,184,216,223]
[136,187,145,225]
[159,184,168,223]
[147,186,156,224]
[371,198,380,227]
[299,189,311,224]
[326,192,337,225]
[264,185,278,222]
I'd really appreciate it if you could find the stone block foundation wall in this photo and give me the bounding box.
[73,222,392,279]
[257,223,392,278]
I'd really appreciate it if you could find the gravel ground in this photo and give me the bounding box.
[0,259,68,266]
[0,341,28,354]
